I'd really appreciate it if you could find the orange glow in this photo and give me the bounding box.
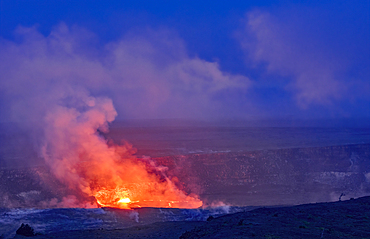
[42,100,202,210]
[92,163,203,209]
[78,143,202,209]
[118,198,131,204]
[93,181,203,209]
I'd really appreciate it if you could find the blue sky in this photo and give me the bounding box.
[0,0,369,122]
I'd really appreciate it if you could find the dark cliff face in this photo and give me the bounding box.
[156,144,370,206]
[0,166,77,208]
[1,144,370,208]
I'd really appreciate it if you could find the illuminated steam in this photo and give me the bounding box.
[39,90,202,208]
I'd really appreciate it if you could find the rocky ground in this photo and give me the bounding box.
[12,196,370,239]
[179,196,370,239]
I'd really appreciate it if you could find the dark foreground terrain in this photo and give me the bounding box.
[180,196,370,239]
[14,196,370,239]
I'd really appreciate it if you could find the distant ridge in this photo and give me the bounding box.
[110,117,370,128]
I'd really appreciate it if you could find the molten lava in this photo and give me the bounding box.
[94,181,202,209]
[86,149,203,209]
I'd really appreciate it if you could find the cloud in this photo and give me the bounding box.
[0,23,250,122]
[237,7,370,108]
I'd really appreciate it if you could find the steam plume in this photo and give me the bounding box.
[38,89,202,207]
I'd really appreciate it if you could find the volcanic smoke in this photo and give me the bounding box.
[40,92,202,209]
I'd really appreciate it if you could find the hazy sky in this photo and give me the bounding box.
[0,0,369,121]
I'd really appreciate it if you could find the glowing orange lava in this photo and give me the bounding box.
[93,177,203,209]
[86,144,203,209]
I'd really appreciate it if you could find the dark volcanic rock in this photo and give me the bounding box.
[33,221,206,239]
[179,196,370,239]
[24,196,370,239]
[16,224,35,237]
